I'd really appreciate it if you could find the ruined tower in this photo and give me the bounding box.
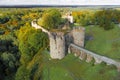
[71,27,85,47]
[49,32,65,59]
[31,21,85,60]
[67,27,85,59]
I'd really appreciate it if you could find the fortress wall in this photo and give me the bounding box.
[49,32,65,59]
[69,43,120,72]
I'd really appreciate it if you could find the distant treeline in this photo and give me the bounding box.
[73,9,120,30]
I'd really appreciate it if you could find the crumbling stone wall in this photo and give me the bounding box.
[69,43,120,72]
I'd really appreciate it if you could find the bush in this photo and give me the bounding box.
[15,65,30,80]
[93,9,115,30]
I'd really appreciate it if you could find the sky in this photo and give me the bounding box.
[0,0,120,5]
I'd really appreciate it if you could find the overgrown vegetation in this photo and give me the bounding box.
[16,25,48,64]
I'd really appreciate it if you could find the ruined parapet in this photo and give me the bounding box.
[49,32,65,59]
[71,27,85,47]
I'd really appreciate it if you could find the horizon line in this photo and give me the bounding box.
[0,5,120,8]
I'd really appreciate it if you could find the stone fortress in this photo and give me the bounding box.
[49,26,85,59]
[31,12,120,72]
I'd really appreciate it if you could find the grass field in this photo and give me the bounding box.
[85,25,120,61]
[41,51,119,80]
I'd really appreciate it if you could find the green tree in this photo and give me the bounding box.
[73,11,93,26]
[17,25,48,64]
[40,9,61,29]
[15,50,43,80]
[1,52,16,68]
[93,9,114,30]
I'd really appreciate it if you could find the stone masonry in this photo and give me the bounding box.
[49,32,65,59]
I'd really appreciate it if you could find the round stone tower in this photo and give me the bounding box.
[49,32,65,59]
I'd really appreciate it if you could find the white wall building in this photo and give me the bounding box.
[62,12,74,24]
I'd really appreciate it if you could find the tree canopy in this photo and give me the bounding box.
[39,9,62,29]
[17,25,48,64]
[73,9,120,30]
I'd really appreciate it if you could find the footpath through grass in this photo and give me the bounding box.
[85,25,120,61]
[41,51,119,80]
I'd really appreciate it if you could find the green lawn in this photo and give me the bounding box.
[41,51,119,80]
[85,25,120,61]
